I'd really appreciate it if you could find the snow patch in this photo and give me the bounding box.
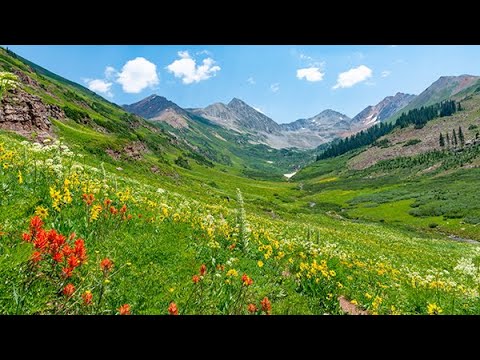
[284,171,297,179]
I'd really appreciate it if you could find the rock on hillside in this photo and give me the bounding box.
[0,89,65,137]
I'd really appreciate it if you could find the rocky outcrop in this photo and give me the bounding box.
[106,141,149,161]
[0,89,65,136]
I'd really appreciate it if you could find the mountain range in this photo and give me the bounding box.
[124,93,414,149]
[122,73,480,150]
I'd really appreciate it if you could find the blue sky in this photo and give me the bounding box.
[4,45,480,123]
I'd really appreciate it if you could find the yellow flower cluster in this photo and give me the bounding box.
[90,204,103,221]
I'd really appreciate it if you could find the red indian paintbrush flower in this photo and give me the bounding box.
[119,304,131,315]
[68,255,80,268]
[82,291,93,305]
[168,302,179,315]
[22,233,31,242]
[247,303,258,313]
[53,252,64,263]
[199,264,207,276]
[63,283,75,298]
[74,239,87,263]
[192,275,200,284]
[100,258,113,273]
[62,267,74,278]
[261,297,271,315]
[29,216,43,234]
[120,204,127,214]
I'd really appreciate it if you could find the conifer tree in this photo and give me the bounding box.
[458,126,465,147]
[453,129,458,146]
[439,133,445,148]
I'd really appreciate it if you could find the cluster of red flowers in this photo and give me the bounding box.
[119,304,131,315]
[168,302,179,315]
[82,193,95,206]
[23,216,87,278]
[242,273,254,286]
[261,297,271,315]
[228,243,236,251]
[192,264,207,284]
[108,203,131,220]
[247,297,272,315]
[100,258,113,274]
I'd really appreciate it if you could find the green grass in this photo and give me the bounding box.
[3,46,480,315]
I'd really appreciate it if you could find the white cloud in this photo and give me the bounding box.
[247,76,256,85]
[166,51,221,85]
[333,65,373,89]
[84,78,113,97]
[381,70,391,78]
[116,57,159,93]
[104,66,116,80]
[270,83,280,93]
[296,67,324,82]
[253,106,264,114]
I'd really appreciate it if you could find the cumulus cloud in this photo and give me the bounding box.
[270,83,280,93]
[116,57,159,93]
[381,70,391,78]
[166,51,221,84]
[296,67,325,82]
[333,65,372,89]
[247,77,256,85]
[84,78,113,97]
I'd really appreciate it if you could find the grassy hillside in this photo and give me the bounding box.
[2,48,480,315]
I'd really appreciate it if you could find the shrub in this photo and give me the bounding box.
[403,139,422,147]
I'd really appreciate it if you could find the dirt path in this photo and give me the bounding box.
[338,296,369,315]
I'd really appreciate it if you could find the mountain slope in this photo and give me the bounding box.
[189,97,281,134]
[123,95,193,129]
[385,75,480,124]
[351,92,415,128]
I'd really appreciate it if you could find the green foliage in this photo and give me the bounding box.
[0,71,18,100]
[403,139,422,147]
[174,155,191,169]
[373,138,390,148]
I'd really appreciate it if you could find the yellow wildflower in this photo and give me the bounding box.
[226,269,238,277]
[90,204,103,221]
[257,260,264,268]
[49,186,62,211]
[34,206,49,219]
[427,303,443,315]
[365,292,373,300]
[351,299,358,305]
[17,170,23,184]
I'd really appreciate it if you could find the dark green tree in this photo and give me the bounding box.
[458,126,465,147]
[453,129,458,147]
[439,133,445,148]
[446,132,450,147]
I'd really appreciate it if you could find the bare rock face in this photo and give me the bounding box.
[0,89,65,137]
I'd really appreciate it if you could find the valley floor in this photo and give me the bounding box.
[2,131,480,315]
